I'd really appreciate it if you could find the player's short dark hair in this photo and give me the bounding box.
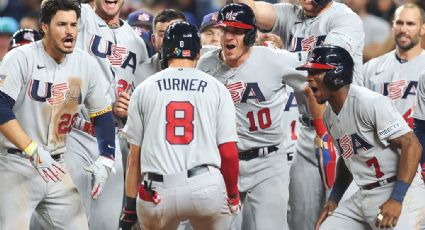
[40,0,81,25]
[153,9,186,32]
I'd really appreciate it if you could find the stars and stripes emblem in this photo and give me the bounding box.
[301,35,317,51]
[387,80,408,100]
[225,81,247,104]
[47,82,68,105]
[339,134,354,159]
[108,45,129,67]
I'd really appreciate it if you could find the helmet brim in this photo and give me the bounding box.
[217,21,253,30]
[296,62,336,71]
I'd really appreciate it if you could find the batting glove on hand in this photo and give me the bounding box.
[119,208,138,230]
[84,156,115,199]
[227,194,241,214]
[26,142,65,182]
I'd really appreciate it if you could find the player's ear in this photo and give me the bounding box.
[41,22,49,35]
[151,34,155,46]
[420,22,425,37]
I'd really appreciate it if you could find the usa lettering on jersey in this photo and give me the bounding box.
[336,133,373,159]
[382,80,417,100]
[225,81,266,103]
[289,34,327,52]
[89,35,137,73]
[28,79,82,105]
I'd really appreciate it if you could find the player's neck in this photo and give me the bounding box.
[329,86,350,114]
[396,44,423,61]
[42,39,65,64]
[168,59,197,68]
[95,10,121,28]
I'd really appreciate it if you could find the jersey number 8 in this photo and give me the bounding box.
[166,101,194,145]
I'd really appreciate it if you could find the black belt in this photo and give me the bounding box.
[299,115,314,128]
[360,176,397,190]
[7,149,62,161]
[238,146,279,161]
[145,165,210,182]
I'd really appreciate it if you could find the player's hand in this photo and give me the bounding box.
[315,200,338,230]
[84,156,115,199]
[119,207,138,230]
[375,199,402,229]
[304,86,326,119]
[227,193,242,214]
[28,142,65,182]
[114,91,130,118]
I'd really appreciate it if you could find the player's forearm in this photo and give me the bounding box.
[395,132,421,184]
[92,110,116,159]
[125,144,142,198]
[0,119,32,150]
[233,0,276,31]
[218,142,239,197]
[328,157,352,204]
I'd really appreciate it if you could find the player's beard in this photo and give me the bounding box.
[395,32,420,52]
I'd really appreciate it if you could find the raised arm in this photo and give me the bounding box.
[234,0,277,31]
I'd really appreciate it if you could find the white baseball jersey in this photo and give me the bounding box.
[134,53,161,86]
[324,85,410,186]
[0,41,110,154]
[197,46,305,151]
[77,4,149,115]
[271,2,364,86]
[363,50,425,127]
[414,73,425,120]
[125,67,238,174]
[281,87,300,156]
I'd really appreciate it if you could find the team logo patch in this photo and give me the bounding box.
[173,48,182,57]
[225,81,247,104]
[182,50,191,57]
[107,44,129,67]
[138,13,151,22]
[0,74,7,85]
[387,80,408,100]
[23,32,35,41]
[225,11,237,21]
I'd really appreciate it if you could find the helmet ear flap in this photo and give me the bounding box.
[323,65,353,90]
[244,27,257,47]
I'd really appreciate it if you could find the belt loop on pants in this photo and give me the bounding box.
[360,176,397,190]
[238,145,279,161]
[144,165,210,182]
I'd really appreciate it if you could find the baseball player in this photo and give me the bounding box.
[234,0,365,229]
[9,28,41,50]
[364,3,425,174]
[127,9,155,57]
[123,21,240,230]
[64,0,149,229]
[197,3,306,229]
[136,9,186,84]
[199,11,221,55]
[299,45,425,230]
[0,0,117,229]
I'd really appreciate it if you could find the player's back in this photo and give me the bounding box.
[131,67,237,174]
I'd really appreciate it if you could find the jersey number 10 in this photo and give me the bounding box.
[247,108,271,132]
[166,101,194,145]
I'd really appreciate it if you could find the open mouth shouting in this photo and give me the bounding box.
[63,36,74,49]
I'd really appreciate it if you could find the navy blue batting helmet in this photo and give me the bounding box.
[160,21,201,69]
[217,3,257,47]
[296,45,354,90]
[9,28,41,50]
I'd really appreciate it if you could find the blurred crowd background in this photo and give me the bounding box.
[0,0,424,62]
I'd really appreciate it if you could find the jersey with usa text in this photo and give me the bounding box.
[197,46,305,151]
[0,41,110,155]
[125,67,238,174]
[76,4,149,120]
[363,50,425,128]
[414,73,425,120]
[324,85,410,186]
[271,2,364,87]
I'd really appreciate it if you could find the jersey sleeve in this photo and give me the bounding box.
[270,3,298,47]
[84,56,113,117]
[362,96,410,146]
[278,51,307,92]
[0,49,27,100]
[414,73,425,120]
[216,83,238,145]
[124,86,144,146]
